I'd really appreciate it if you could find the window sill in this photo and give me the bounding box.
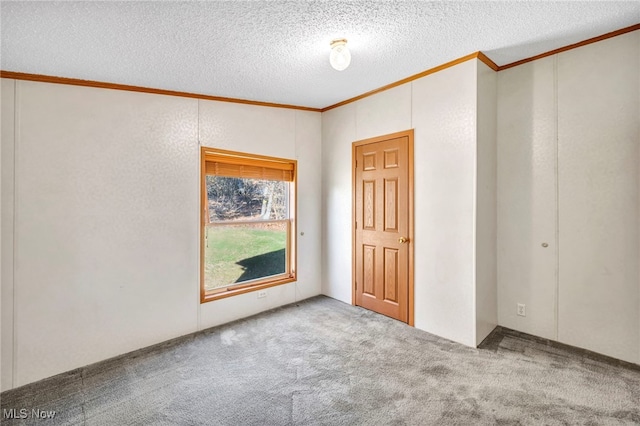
[200,276,297,303]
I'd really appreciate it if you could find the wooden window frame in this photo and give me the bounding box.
[200,147,297,303]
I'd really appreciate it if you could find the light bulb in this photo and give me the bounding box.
[330,39,351,71]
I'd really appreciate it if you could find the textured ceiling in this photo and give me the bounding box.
[1,1,639,109]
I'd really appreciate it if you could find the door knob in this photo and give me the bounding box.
[398,236,408,244]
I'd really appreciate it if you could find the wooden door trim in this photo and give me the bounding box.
[352,129,415,326]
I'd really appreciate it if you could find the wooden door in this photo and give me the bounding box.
[353,130,413,324]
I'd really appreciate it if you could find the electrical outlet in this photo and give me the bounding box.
[517,303,526,317]
[257,290,267,299]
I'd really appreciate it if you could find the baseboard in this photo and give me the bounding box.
[479,325,640,372]
[0,295,323,394]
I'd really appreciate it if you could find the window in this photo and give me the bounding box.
[200,147,296,302]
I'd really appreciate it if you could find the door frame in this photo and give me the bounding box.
[352,129,415,326]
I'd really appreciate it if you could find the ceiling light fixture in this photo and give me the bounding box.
[329,39,351,71]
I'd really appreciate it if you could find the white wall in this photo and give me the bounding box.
[322,59,497,348]
[197,102,322,329]
[294,111,324,302]
[497,31,640,364]
[321,103,355,304]
[557,31,639,364]
[354,84,412,141]
[411,61,478,347]
[0,80,322,390]
[5,81,200,387]
[321,84,412,306]
[476,62,498,345]
[0,78,13,392]
[497,56,558,340]
[2,78,16,391]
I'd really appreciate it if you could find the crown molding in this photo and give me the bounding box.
[0,71,322,112]
[321,52,485,112]
[498,23,640,71]
[2,24,638,113]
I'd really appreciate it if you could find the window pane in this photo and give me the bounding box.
[206,176,288,222]
[204,222,287,291]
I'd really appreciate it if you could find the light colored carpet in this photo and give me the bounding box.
[1,296,639,425]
